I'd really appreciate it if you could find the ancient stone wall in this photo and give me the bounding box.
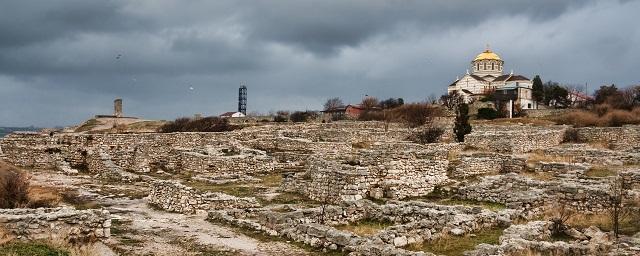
[0,208,111,244]
[450,152,526,178]
[147,180,259,214]
[281,145,451,202]
[540,144,639,166]
[464,125,566,153]
[457,173,614,214]
[208,199,516,255]
[575,126,640,150]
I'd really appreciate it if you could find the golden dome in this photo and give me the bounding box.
[474,49,502,61]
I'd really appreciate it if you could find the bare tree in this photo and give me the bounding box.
[323,97,345,111]
[608,176,631,239]
[440,91,464,110]
[360,96,379,110]
[317,170,338,224]
[549,203,575,237]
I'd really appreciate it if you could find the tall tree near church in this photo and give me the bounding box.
[532,75,544,103]
[453,103,472,142]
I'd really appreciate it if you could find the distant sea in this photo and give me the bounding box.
[0,127,40,138]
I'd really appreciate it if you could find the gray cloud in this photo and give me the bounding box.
[0,0,638,127]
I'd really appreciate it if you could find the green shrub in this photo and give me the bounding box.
[476,108,498,120]
[410,127,445,144]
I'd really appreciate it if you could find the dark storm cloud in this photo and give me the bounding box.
[0,0,638,127]
[241,0,593,54]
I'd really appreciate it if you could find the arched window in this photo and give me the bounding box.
[483,63,486,70]
[477,63,480,70]
[492,63,495,70]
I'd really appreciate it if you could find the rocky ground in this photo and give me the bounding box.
[28,170,313,256]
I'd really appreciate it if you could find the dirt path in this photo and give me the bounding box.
[28,170,309,256]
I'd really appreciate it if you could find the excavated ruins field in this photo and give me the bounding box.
[0,121,639,255]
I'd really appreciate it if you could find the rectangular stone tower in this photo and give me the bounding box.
[114,98,123,118]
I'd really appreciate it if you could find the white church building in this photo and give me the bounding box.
[447,47,537,109]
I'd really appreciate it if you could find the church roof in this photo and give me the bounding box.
[474,49,502,61]
[493,74,530,82]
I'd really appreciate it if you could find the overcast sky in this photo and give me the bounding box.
[1,0,639,127]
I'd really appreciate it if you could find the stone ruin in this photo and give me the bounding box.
[1,121,639,255]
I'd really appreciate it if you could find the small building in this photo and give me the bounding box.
[568,90,593,106]
[219,112,246,118]
[495,81,536,117]
[322,104,367,119]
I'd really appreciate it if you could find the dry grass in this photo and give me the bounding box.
[351,141,372,149]
[544,209,640,236]
[407,227,503,255]
[471,117,556,126]
[259,173,282,187]
[555,107,640,127]
[584,166,617,177]
[335,220,392,236]
[26,185,62,208]
[0,237,103,256]
[526,151,575,164]
[439,198,506,211]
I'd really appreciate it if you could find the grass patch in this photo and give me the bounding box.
[526,151,575,164]
[261,192,317,205]
[584,167,617,177]
[0,242,70,256]
[185,181,264,197]
[408,227,503,255]
[259,173,282,187]
[567,212,640,236]
[437,199,506,211]
[335,219,392,236]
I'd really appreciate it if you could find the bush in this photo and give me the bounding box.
[556,106,640,127]
[391,103,444,128]
[476,108,498,120]
[410,127,445,144]
[290,111,318,122]
[358,111,385,121]
[0,169,30,209]
[274,115,288,122]
[562,128,579,143]
[158,117,239,133]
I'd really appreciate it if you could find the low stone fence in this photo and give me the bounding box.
[457,173,614,214]
[531,161,591,177]
[465,125,566,153]
[575,126,640,151]
[147,180,259,214]
[0,208,111,244]
[540,144,640,166]
[450,152,526,179]
[522,108,571,118]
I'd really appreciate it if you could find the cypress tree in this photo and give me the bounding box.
[454,103,472,142]
[532,75,544,103]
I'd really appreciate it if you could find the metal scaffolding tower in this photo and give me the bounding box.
[238,83,247,115]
